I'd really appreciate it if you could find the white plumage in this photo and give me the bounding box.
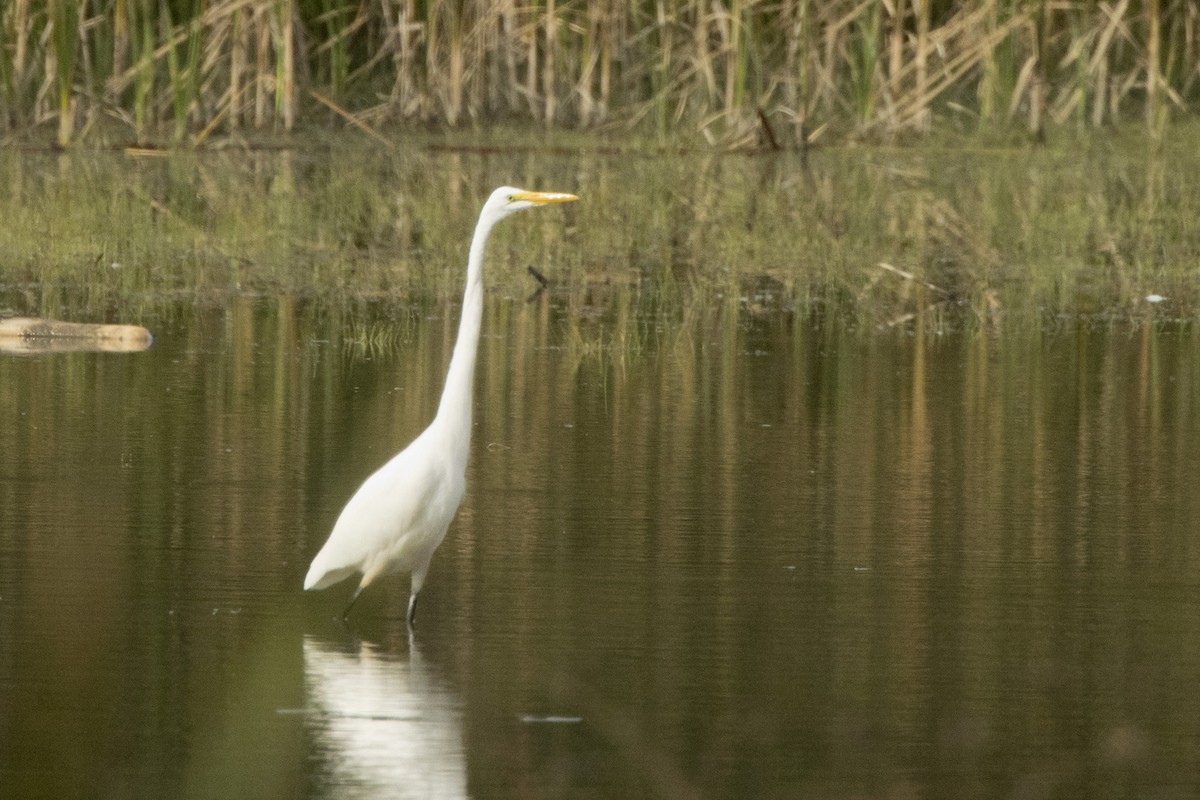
[304,186,578,623]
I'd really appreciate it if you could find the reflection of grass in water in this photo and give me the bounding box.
[4,132,1200,329]
[342,312,419,361]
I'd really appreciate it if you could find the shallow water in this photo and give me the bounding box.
[2,298,1199,798]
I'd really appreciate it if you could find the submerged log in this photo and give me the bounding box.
[0,317,153,353]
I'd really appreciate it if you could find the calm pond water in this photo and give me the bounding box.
[2,295,1200,798]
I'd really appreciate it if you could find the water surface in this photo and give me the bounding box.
[2,298,1199,798]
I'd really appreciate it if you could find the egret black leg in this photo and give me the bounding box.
[406,593,418,627]
[341,586,365,620]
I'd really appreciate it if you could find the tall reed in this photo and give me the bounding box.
[49,0,79,146]
[4,1,1200,143]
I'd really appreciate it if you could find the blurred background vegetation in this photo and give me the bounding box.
[1,0,1197,147]
[2,137,1198,327]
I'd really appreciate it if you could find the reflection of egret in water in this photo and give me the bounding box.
[302,635,465,799]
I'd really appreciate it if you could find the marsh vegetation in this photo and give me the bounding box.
[2,1,1199,146]
[1,130,1198,329]
[5,9,1200,793]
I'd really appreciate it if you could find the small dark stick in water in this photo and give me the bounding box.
[526,265,550,302]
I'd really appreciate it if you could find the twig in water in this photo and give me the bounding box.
[526,265,550,303]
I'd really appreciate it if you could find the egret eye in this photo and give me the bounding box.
[507,194,517,202]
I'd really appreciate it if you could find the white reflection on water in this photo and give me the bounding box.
[303,635,465,799]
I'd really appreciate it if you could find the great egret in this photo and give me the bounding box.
[304,186,579,623]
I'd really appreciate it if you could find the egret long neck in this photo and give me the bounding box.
[434,213,496,463]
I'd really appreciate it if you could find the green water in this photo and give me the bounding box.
[2,297,1199,798]
[2,138,1200,797]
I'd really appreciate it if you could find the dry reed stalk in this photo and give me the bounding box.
[310,88,391,145]
[686,0,710,112]
[730,0,756,123]
[13,0,30,86]
[1183,0,1200,97]
[471,3,489,121]
[575,1,600,125]
[497,0,518,113]
[228,3,244,129]
[814,0,873,117]
[722,0,743,120]
[254,3,267,127]
[48,0,79,146]
[447,7,464,124]
[1043,3,1106,126]
[888,0,905,99]
[914,0,930,129]
[1089,0,1133,126]
[782,0,811,144]
[543,0,557,124]
[111,0,129,104]
[978,0,1000,122]
[651,0,675,133]
[1000,17,1037,123]
[5,0,32,127]
[852,1,882,124]
[885,3,1026,129]
[386,0,423,118]
[600,0,615,119]
[524,2,538,118]
[1147,0,1162,131]
[202,9,232,132]
[1031,3,1052,138]
[281,0,295,130]
[1094,45,1108,128]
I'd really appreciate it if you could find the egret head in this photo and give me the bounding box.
[484,186,578,222]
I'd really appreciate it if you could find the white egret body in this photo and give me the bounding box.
[304,187,578,623]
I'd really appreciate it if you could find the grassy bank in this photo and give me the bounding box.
[1,130,1198,330]
[2,1,1198,146]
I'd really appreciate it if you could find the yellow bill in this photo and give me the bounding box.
[514,191,579,205]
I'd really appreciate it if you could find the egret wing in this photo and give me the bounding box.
[304,434,449,590]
